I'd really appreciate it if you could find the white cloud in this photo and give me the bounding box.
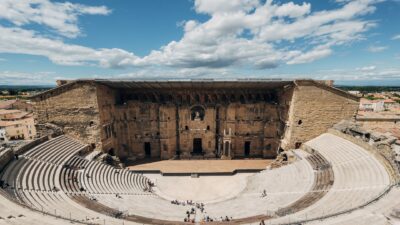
[194,0,260,14]
[287,46,332,64]
[392,34,400,40]
[0,26,142,68]
[316,67,400,81]
[0,71,62,85]
[367,45,388,52]
[0,0,383,70]
[0,0,110,38]
[356,65,376,71]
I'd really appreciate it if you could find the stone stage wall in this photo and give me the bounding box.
[31,80,359,160]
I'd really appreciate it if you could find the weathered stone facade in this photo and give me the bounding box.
[31,79,359,160]
[32,81,102,150]
[281,80,359,150]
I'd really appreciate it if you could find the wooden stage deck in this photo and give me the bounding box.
[128,159,272,175]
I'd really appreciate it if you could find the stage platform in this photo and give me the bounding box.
[128,159,272,175]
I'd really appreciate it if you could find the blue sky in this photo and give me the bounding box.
[0,0,399,85]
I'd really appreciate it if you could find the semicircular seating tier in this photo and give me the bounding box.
[0,133,397,225]
[265,133,393,224]
[0,135,150,224]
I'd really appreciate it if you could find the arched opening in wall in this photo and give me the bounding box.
[163,144,168,152]
[206,125,210,130]
[89,121,95,127]
[248,94,253,102]
[91,143,96,149]
[298,120,303,125]
[191,106,205,121]
[295,142,302,149]
[221,94,228,102]
[159,94,165,103]
[240,95,246,104]
[108,148,115,156]
[185,126,189,130]
[194,94,200,103]
[224,141,230,156]
[144,142,151,158]
[230,94,236,102]
[244,141,251,157]
[212,94,218,102]
[204,95,209,103]
[193,138,203,154]
[150,94,157,102]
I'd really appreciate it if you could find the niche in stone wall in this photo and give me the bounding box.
[191,106,205,121]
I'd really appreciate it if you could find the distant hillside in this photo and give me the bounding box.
[0,85,54,92]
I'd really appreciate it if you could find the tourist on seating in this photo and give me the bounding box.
[260,219,265,225]
[52,186,59,192]
[261,189,267,198]
[14,154,19,160]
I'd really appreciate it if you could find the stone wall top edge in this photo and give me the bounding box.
[294,80,360,102]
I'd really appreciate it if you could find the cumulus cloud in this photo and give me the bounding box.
[0,26,141,68]
[0,0,383,70]
[0,0,110,38]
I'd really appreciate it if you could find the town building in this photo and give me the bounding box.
[0,109,36,141]
[0,99,33,112]
[359,99,385,112]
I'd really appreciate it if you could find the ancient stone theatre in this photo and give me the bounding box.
[31,79,359,160]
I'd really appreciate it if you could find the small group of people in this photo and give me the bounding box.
[143,180,155,193]
[147,180,154,187]
[0,180,10,189]
[143,186,153,192]
[261,189,267,198]
[202,215,214,222]
[115,193,122,199]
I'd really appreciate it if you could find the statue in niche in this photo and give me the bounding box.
[194,111,201,120]
[191,106,205,121]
